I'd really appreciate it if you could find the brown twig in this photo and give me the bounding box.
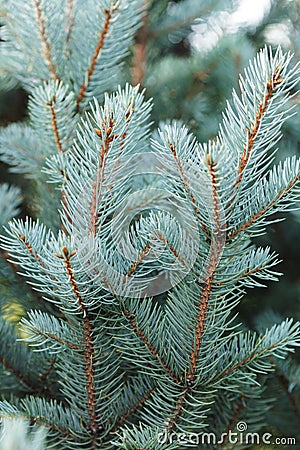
[187,154,223,381]
[0,355,33,390]
[126,242,152,279]
[2,412,75,439]
[219,402,244,447]
[46,96,63,153]
[156,231,186,267]
[228,173,300,240]
[61,246,101,447]
[89,118,116,236]
[206,154,221,230]
[167,153,224,429]
[32,326,81,351]
[188,272,214,378]
[19,235,44,267]
[165,391,186,431]
[234,66,283,191]
[76,7,115,110]
[168,142,209,236]
[276,366,300,421]
[112,388,156,432]
[33,0,59,80]
[125,309,180,384]
[65,0,75,45]
[220,342,278,379]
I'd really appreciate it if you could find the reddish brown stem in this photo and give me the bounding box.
[156,231,186,267]
[76,8,114,110]
[166,391,187,431]
[19,235,44,267]
[113,388,156,432]
[234,66,283,191]
[65,0,75,45]
[126,242,152,279]
[33,0,59,80]
[33,326,81,351]
[0,355,33,390]
[89,118,115,236]
[219,402,244,446]
[228,174,300,240]
[169,142,210,236]
[125,309,180,384]
[61,246,100,443]
[207,154,221,230]
[187,154,223,381]
[46,96,63,153]
[276,368,300,421]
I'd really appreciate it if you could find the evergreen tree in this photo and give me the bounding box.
[0,1,300,449]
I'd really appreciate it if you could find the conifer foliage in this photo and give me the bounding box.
[0,1,300,449]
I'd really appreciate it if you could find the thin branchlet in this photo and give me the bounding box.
[33,0,59,80]
[165,391,187,431]
[125,309,180,384]
[168,141,210,236]
[32,326,81,351]
[156,231,186,267]
[126,242,152,279]
[233,65,284,192]
[188,154,223,380]
[0,355,33,390]
[89,117,116,236]
[65,0,75,46]
[76,7,115,110]
[112,388,156,432]
[228,173,300,239]
[206,154,221,231]
[19,235,44,267]
[167,152,224,430]
[275,365,300,421]
[14,413,75,439]
[46,95,63,153]
[220,342,278,379]
[60,246,101,445]
[219,401,245,446]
